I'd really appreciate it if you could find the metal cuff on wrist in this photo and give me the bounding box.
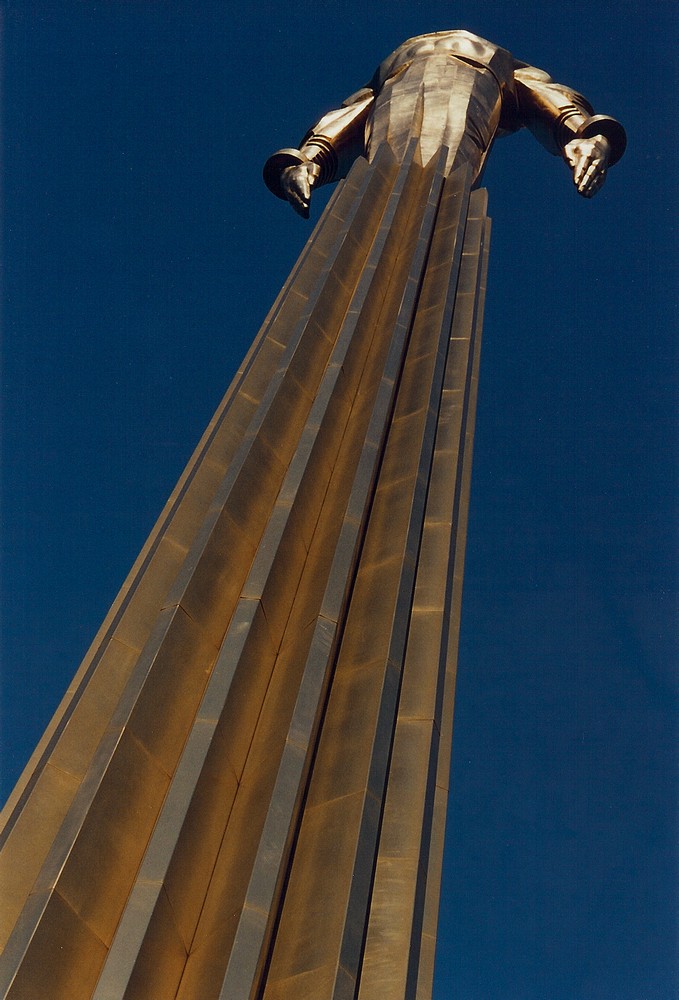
[576,115,627,166]
[263,137,339,200]
[263,148,311,200]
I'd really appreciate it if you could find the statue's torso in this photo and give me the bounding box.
[367,30,514,178]
[373,30,517,97]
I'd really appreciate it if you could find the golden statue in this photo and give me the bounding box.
[265,29,626,216]
[0,30,627,1000]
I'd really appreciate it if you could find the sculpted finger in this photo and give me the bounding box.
[291,197,310,219]
[299,172,311,201]
[574,149,595,187]
[578,160,598,191]
[290,186,310,217]
[280,167,298,197]
[287,186,310,217]
[589,169,606,195]
[281,167,311,217]
[578,162,606,197]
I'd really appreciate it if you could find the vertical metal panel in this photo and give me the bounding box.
[0,161,367,982]
[0,167,355,857]
[0,151,490,1000]
[218,139,441,1000]
[0,148,382,998]
[357,185,489,1000]
[260,163,475,1000]
[91,147,401,1000]
[415,201,491,1000]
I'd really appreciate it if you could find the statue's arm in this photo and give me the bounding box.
[513,64,626,197]
[264,88,375,217]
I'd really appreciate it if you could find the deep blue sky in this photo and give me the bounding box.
[2,2,677,998]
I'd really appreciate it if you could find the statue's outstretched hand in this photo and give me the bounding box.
[280,162,321,218]
[564,135,611,198]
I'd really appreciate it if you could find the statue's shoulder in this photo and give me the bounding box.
[390,28,497,51]
[373,30,515,90]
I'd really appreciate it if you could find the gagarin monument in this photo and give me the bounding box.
[0,30,624,1000]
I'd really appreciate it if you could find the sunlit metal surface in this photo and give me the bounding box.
[265,29,626,215]
[0,30,626,1000]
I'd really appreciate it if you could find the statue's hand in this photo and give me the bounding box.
[564,135,611,198]
[280,162,321,218]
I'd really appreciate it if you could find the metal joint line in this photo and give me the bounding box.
[217,137,446,1000]
[336,162,475,998]
[93,144,411,999]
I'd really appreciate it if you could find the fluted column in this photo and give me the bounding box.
[0,140,489,1000]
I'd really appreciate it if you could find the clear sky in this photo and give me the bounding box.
[2,2,677,998]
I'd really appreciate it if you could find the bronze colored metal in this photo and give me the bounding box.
[0,29,625,1000]
[265,28,625,216]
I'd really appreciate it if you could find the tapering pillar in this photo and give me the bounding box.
[0,140,489,1000]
